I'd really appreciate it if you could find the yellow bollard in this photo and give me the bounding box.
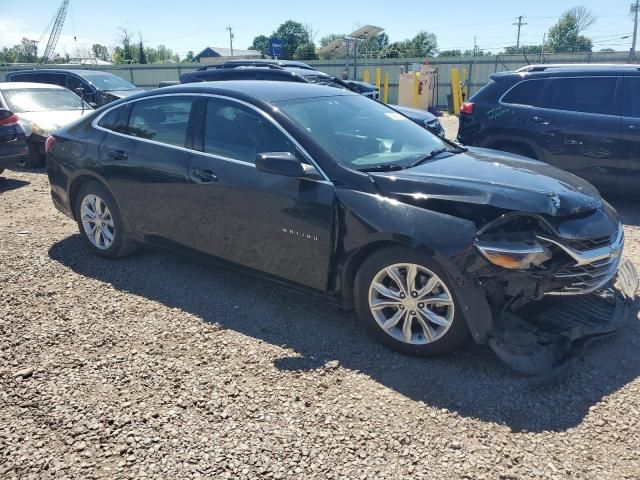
[451,68,463,115]
[375,68,381,93]
[383,73,389,104]
[363,69,370,83]
[412,72,420,108]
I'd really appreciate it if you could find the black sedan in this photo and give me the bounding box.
[46,82,638,377]
[0,108,28,176]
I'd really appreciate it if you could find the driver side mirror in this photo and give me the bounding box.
[255,152,304,177]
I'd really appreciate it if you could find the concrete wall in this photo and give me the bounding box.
[1,52,636,110]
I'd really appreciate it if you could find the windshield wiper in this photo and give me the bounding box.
[357,164,405,173]
[410,147,455,168]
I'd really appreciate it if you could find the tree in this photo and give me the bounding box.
[408,31,438,57]
[116,27,135,63]
[293,42,318,60]
[91,44,110,61]
[502,45,544,55]
[249,35,270,57]
[319,33,345,47]
[271,20,311,59]
[438,50,462,57]
[360,33,390,58]
[546,7,594,53]
[599,48,615,53]
[183,51,195,62]
[138,35,147,64]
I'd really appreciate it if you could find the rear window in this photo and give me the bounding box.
[540,77,618,115]
[502,79,546,106]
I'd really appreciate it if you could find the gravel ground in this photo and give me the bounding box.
[1,165,639,480]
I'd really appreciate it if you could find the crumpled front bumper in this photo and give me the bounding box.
[488,259,639,381]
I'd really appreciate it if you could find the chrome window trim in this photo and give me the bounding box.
[91,92,331,182]
[499,75,622,118]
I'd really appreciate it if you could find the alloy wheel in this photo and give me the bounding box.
[80,194,115,250]
[368,263,455,345]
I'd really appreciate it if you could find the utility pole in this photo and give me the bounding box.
[226,25,234,56]
[513,15,527,49]
[632,1,639,60]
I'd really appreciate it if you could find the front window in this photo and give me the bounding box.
[82,73,137,91]
[2,88,86,112]
[276,95,451,170]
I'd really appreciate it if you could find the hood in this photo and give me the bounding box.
[393,105,437,123]
[369,147,603,217]
[106,89,144,99]
[17,110,91,137]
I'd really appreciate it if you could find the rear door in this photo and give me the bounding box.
[188,96,336,290]
[619,77,640,193]
[531,76,622,191]
[98,95,197,248]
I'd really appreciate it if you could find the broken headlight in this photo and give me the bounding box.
[475,236,552,270]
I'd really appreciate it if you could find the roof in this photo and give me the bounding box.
[193,47,260,60]
[140,80,356,103]
[0,82,67,90]
[517,63,640,72]
[220,58,313,69]
[7,69,119,77]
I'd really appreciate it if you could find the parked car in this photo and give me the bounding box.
[457,64,640,194]
[208,59,315,70]
[0,82,93,167]
[180,66,446,137]
[46,82,638,377]
[343,79,379,99]
[0,108,28,176]
[5,69,144,107]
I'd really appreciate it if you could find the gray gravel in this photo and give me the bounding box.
[1,167,639,480]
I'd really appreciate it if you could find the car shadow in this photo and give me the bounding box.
[606,195,640,228]
[48,235,640,433]
[0,176,30,194]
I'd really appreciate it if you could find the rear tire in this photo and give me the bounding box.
[354,246,469,357]
[18,142,45,168]
[74,181,137,259]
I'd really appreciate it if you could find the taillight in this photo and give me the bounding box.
[460,102,475,115]
[45,135,56,154]
[0,114,19,126]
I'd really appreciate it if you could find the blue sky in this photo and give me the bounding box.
[0,0,635,57]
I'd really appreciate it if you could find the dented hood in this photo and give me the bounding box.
[369,147,603,217]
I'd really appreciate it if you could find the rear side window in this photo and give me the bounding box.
[540,77,618,115]
[9,72,35,82]
[127,96,194,147]
[502,80,546,106]
[98,106,127,133]
[203,97,294,163]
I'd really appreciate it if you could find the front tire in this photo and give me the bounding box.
[74,181,137,259]
[354,247,469,357]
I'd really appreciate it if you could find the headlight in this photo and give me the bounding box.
[475,240,552,270]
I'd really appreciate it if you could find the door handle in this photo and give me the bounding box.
[530,116,551,126]
[564,139,583,145]
[628,125,640,133]
[191,168,218,183]
[107,149,128,161]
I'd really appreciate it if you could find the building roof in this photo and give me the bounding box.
[193,47,260,60]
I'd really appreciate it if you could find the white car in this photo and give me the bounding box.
[0,82,93,167]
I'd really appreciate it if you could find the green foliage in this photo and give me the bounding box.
[250,35,270,57]
[271,20,311,59]
[138,41,147,64]
[91,44,110,61]
[438,49,462,57]
[501,45,544,54]
[0,38,39,63]
[381,31,437,58]
[293,43,318,60]
[183,51,195,62]
[319,33,346,48]
[546,8,594,53]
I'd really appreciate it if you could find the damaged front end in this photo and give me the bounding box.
[467,209,639,379]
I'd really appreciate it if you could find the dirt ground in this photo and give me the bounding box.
[1,163,639,479]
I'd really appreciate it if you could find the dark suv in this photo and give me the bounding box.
[6,69,143,107]
[457,64,640,193]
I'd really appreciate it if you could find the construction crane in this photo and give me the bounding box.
[39,0,71,63]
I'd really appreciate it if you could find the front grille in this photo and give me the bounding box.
[545,226,623,295]
[564,235,612,251]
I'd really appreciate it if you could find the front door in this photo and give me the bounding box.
[618,77,640,193]
[531,76,622,191]
[189,96,336,290]
[99,95,197,248]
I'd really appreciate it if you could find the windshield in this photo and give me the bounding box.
[3,88,86,113]
[276,95,449,170]
[82,73,137,91]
